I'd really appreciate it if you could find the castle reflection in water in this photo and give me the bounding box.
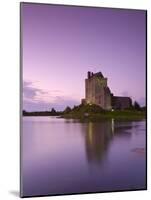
[81,120,133,165]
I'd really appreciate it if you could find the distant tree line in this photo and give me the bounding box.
[23,101,146,116]
[23,106,74,116]
[23,108,61,116]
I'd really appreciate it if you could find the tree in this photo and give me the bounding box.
[50,108,56,115]
[64,106,72,113]
[23,110,27,115]
[134,101,141,110]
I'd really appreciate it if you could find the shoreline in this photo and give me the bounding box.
[23,110,146,122]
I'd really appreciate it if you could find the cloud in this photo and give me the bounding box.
[23,81,79,111]
[23,81,46,99]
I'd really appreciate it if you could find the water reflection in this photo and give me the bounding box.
[84,121,113,165]
[22,117,146,197]
[82,120,139,166]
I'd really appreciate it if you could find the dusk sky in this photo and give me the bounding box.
[22,3,146,111]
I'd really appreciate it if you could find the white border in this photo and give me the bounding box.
[0,0,150,199]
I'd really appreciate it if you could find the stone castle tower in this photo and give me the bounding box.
[83,71,112,110]
[81,71,132,110]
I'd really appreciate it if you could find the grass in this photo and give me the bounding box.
[61,104,146,122]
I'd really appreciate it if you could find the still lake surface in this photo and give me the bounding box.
[22,117,146,196]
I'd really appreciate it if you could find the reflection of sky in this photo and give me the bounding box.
[22,3,146,111]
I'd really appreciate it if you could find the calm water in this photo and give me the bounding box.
[21,117,146,197]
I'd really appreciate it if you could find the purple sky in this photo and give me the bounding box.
[22,3,146,111]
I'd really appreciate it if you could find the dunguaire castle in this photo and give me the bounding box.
[82,71,132,110]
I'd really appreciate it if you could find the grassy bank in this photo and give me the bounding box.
[62,111,145,122]
[23,104,146,122]
[61,104,146,122]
